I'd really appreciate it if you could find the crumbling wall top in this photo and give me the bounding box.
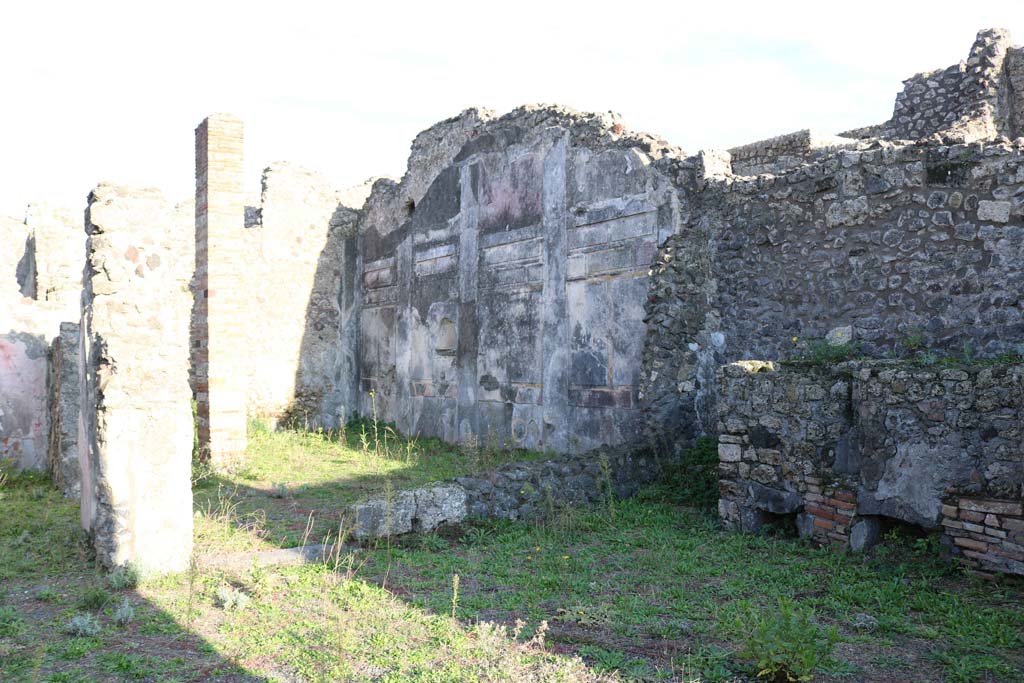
[363,104,686,237]
[845,28,1020,144]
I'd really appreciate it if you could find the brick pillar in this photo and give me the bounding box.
[195,114,247,469]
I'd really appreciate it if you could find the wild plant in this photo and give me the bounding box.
[727,597,839,682]
[216,585,250,611]
[113,598,135,626]
[64,613,101,637]
[599,453,615,519]
[78,586,112,611]
[451,573,460,620]
[107,563,140,590]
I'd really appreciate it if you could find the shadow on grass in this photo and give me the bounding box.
[190,421,551,552]
[0,471,273,683]
[3,470,615,683]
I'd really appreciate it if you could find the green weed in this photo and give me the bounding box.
[0,605,25,637]
[107,563,140,590]
[63,614,101,637]
[726,597,839,681]
[77,586,112,611]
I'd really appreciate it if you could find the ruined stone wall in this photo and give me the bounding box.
[236,162,359,423]
[728,129,858,176]
[642,134,1024,452]
[79,184,194,570]
[713,140,1024,360]
[0,204,84,472]
[0,328,52,469]
[349,444,665,539]
[717,360,1024,575]
[47,322,80,496]
[844,29,1021,143]
[25,203,85,312]
[348,106,683,454]
[0,214,32,298]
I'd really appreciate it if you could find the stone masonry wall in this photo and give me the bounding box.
[24,203,85,313]
[348,105,683,454]
[845,29,1020,143]
[348,444,665,539]
[1,214,32,298]
[641,55,1024,454]
[1,205,83,473]
[728,129,859,176]
[79,184,194,571]
[713,140,1024,363]
[717,360,1024,575]
[47,322,81,497]
[238,162,360,423]
[941,497,1024,575]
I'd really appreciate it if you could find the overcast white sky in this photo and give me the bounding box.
[1,1,1022,218]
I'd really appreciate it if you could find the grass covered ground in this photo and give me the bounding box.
[192,419,546,552]
[2,434,1023,683]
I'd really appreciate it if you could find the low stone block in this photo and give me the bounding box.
[849,517,881,552]
[719,443,742,462]
[977,200,1011,222]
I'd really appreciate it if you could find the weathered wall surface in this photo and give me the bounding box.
[641,31,1024,453]
[845,29,1022,143]
[349,106,683,453]
[348,444,665,539]
[24,203,85,312]
[48,322,81,497]
[728,129,858,176]
[79,184,194,570]
[717,360,1024,575]
[238,162,359,422]
[714,141,1024,360]
[0,214,33,298]
[0,204,83,472]
[646,138,1024,452]
[0,330,50,469]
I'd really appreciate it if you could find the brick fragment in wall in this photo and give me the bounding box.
[716,360,1024,576]
[194,114,247,469]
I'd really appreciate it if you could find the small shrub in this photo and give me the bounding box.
[107,563,140,590]
[113,598,135,626]
[460,526,490,548]
[728,598,839,682]
[35,586,60,602]
[900,329,925,353]
[64,613,101,637]
[799,340,860,364]
[98,651,153,679]
[215,586,250,611]
[78,586,112,611]
[0,605,25,636]
[418,534,448,552]
[961,341,976,364]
